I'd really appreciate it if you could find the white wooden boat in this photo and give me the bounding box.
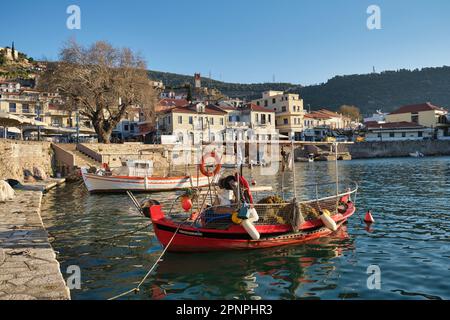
[81,160,212,193]
[409,151,424,158]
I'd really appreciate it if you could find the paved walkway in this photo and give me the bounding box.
[0,190,70,300]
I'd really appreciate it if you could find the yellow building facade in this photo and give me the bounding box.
[251,91,305,140]
[385,103,447,128]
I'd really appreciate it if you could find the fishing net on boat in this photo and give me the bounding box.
[193,194,351,230]
[178,181,359,230]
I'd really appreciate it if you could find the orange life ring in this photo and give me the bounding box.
[200,151,222,177]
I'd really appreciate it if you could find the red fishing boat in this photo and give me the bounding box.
[141,175,358,253]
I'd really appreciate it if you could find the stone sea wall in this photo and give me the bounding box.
[0,140,53,181]
[342,140,450,159]
[0,191,71,300]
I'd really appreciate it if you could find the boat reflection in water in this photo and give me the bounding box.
[147,226,354,300]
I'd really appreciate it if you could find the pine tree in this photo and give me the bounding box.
[186,84,193,102]
[12,42,15,61]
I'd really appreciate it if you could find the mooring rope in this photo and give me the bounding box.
[108,219,187,300]
[93,223,152,243]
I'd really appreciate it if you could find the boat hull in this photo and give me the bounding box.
[81,169,211,192]
[150,204,356,252]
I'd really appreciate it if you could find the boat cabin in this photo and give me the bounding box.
[115,160,154,177]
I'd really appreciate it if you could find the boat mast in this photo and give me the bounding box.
[335,142,339,205]
[291,140,297,200]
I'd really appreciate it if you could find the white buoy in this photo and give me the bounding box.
[320,211,338,232]
[0,180,15,203]
[242,219,260,240]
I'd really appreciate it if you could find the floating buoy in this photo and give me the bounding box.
[364,210,375,224]
[251,179,256,186]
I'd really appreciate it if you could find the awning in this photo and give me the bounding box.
[23,126,96,135]
[0,111,49,127]
[6,127,21,134]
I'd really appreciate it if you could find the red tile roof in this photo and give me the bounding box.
[366,121,425,130]
[156,99,189,113]
[389,102,447,115]
[304,111,332,120]
[242,103,275,113]
[163,104,227,115]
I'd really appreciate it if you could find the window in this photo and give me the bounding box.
[210,117,214,125]
[130,124,135,131]
[402,132,406,137]
[283,118,288,125]
[264,100,268,107]
[255,114,259,123]
[189,116,193,124]
[22,104,29,113]
[272,98,276,104]
[168,117,171,124]
[282,106,287,112]
[378,133,382,138]
[268,114,271,123]
[220,118,224,125]
[389,132,395,138]
[412,113,419,124]
[178,116,183,124]
[418,131,423,138]
[256,101,260,106]
[261,114,266,124]
[9,103,16,113]
[124,124,129,131]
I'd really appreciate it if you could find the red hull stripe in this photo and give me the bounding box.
[154,223,323,240]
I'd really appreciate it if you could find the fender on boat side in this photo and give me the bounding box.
[149,204,164,221]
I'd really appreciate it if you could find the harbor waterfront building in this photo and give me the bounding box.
[364,121,433,142]
[384,102,450,139]
[386,102,448,128]
[155,102,278,145]
[251,91,305,141]
[0,80,95,140]
[158,103,227,144]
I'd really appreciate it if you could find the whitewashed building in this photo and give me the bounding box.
[365,121,433,142]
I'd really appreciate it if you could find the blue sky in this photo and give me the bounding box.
[1,0,450,85]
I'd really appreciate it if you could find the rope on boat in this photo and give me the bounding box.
[108,219,186,300]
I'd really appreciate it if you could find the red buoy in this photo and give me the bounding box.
[364,211,375,224]
[251,179,256,186]
[181,196,193,212]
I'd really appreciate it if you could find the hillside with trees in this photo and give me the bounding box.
[150,66,450,115]
[147,70,302,100]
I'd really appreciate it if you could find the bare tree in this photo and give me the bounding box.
[39,39,157,143]
[339,105,361,121]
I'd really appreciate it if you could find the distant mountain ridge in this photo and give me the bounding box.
[149,66,450,115]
